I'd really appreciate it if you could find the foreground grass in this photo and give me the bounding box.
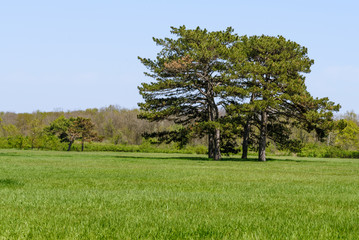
[0,150,358,239]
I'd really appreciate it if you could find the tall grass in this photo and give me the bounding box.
[1,150,359,239]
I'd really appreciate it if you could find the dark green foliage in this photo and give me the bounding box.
[138,26,242,160]
[219,117,242,155]
[143,127,191,149]
[230,35,340,161]
[138,28,340,161]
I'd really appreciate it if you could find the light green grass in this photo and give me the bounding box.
[0,150,358,239]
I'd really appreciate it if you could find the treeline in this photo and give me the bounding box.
[0,106,172,151]
[0,106,358,158]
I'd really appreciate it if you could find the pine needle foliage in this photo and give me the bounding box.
[138,26,243,160]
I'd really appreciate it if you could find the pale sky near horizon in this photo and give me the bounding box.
[1,0,358,114]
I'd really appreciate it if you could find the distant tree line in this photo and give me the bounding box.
[0,106,358,157]
[0,106,172,151]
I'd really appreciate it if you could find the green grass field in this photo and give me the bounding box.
[0,150,358,239]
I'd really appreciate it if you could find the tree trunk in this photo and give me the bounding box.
[242,119,250,159]
[213,128,221,160]
[206,83,221,160]
[67,141,73,151]
[242,93,254,159]
[207,98,216,159]
[208,133,214,159]
[81,138,84,151]
[258,110,267,161]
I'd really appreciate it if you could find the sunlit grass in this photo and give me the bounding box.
[0,150,358,239]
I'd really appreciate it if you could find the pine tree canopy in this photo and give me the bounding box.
[138,26,340,161]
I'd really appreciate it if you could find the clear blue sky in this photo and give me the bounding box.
[1,0,358,114]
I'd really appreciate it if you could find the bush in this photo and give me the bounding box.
[298,143,359,158]
[7,135,31,149]
[0,137,10,149]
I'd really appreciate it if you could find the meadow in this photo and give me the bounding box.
[0,150,358,239]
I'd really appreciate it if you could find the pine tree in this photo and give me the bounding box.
[233,35,340,161]
[138,26,241,160]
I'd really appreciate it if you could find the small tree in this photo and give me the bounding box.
[46,116,80,151]
[75,117,97,151]
[28,119,44,149]
[335,112,359,150]
[46,116,98,151]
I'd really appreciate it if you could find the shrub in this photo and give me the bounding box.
[298,143,359,158]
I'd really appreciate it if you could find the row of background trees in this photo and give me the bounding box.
[0,106,358,157]
[0,106,165,150]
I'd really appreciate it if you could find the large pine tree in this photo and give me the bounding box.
[234,35,340,161]
[138,26,241,160]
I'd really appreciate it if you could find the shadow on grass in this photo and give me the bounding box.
[0,152,20,157]
[0,150,326,163]
[265,157,326,163]
[112,155,242,161]
[111,155,322,163]
[0,178,24,188]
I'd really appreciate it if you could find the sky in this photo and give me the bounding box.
[0,0,358,114]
